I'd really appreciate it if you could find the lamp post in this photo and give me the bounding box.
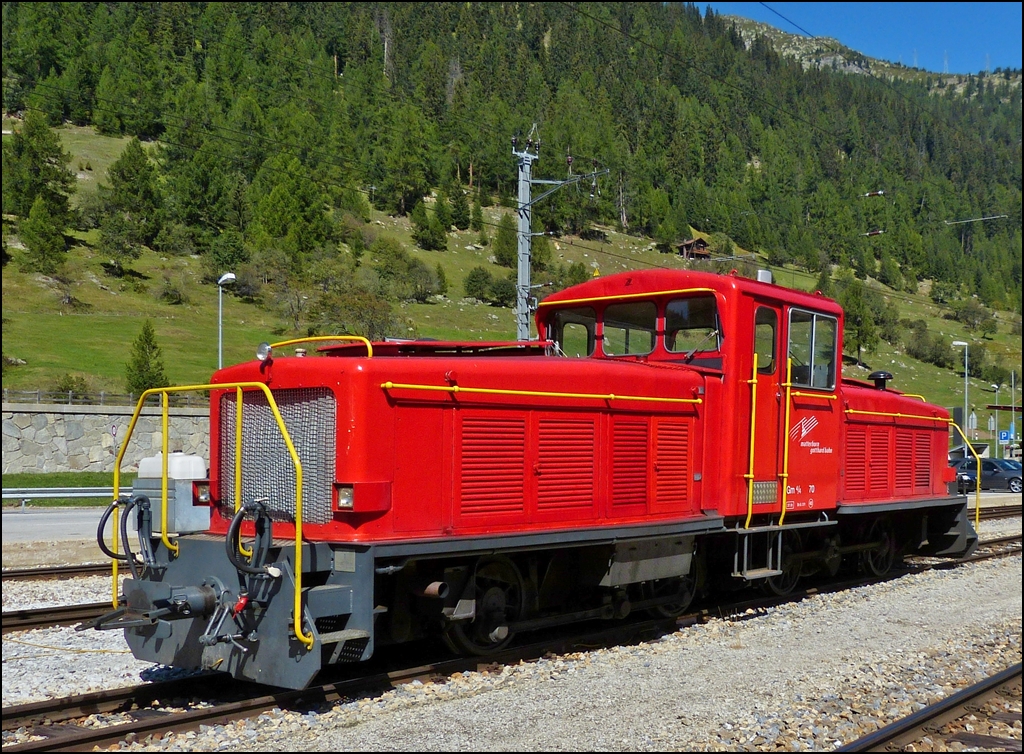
[217,272,236,370]
[991,383,1001,453]
[951,341,968,444]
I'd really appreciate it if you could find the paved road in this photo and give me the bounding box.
[1,506,112,543]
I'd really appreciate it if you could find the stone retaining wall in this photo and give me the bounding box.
[2,403,209,474]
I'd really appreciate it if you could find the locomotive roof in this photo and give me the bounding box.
[537,268,842,316]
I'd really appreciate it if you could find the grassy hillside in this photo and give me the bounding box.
[3,125,1021,432]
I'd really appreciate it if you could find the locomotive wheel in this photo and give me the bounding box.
[861,518,896,576]
[444,556,525,655]
[643,574,696,618]
[763,531,802,596]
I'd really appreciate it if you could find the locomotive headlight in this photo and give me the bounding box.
[256,342,273,361]
[192,481,211,506]
[337,485,355,510]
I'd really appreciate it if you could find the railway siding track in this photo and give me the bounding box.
[838,663,1023,752]
[3,536,1021,752]
[2,533,1019,635]
[1,601,113,634]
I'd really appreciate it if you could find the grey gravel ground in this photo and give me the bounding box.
[2,518,1020,752]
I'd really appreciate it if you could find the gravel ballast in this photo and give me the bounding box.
[2,519,1020,752]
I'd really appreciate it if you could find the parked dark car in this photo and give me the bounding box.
[952,457,1023,493]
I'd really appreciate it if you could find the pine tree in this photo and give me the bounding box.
[464,266,493,300]
[435,190,453,231]
[125,320,169,395]
[470,196,484,232]
[19,195,67,275]
[452,188,471,231]
[101,137,162,244]
[98,212,143,277]
[493,213,517,267]
[1,109,75,222]
[435,263,449,296]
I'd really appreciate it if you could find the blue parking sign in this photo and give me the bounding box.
[999,430,1011,443]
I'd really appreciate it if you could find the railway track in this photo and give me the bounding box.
[838,662,1023,752]
[0,564,109,582]
[3,534,1019,635]
[1,601,113,634]
[3,537,1022,752]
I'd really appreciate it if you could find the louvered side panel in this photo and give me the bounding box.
[845,428,867,495]
[869,429,890,493]
[914,432,931,490]
[537,418,595,511]
[459,416,525,516]
[655,422,689,508]
[612,420,648,507]
[895,430,914,493]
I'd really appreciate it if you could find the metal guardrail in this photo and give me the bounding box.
[2,389,208,408]
[2,487,115,500]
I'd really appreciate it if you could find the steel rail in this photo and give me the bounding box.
[1,564,109,581]
[4,545,1022,752]
[837,663,1023,752]
[1,601,113,634]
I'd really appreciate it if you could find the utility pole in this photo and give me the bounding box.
[512,127,608,340]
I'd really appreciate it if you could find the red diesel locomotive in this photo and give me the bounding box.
[89,268,976,689]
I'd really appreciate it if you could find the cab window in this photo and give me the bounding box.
[754,307,777,374]
[666,295,720,354]
[550,307,597,357]
[603,301,656,356]
[788,309,837,390]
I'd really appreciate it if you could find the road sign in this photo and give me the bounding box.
[999,430,1011,444]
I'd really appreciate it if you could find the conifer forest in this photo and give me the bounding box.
[2,3,1021,378]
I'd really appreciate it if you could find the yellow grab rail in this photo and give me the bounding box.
[947,420,982,529]
[271,335,373,358]
[791,391,837,400]
[110,381,314,650]
[381,381,702,405]
[901,393,927,401]
[744,355,758,529]
[537,287,717,308]
[778,358,794,525]
[844,408,948,422]
[234,387,251,559]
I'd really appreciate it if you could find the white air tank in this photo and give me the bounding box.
[133,452,210,534]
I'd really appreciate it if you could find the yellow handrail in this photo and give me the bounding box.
[234,387,251,559]
[791,391,837,400]
[901,393,927,401]
[110,381,314,650]
[947,419,982,529]
[744,355,758,529]
[381,381,702,405]
[779,358,794,526]
[271,335,373,358]
[845,408,948,422]
[161,393,175,556]
[537,287,717,308]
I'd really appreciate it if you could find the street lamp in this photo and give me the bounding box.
[217,272,236,370]
[951,341,968,442]
[991,383,1001,452]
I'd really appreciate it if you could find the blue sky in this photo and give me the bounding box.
[704,2,1022,75]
